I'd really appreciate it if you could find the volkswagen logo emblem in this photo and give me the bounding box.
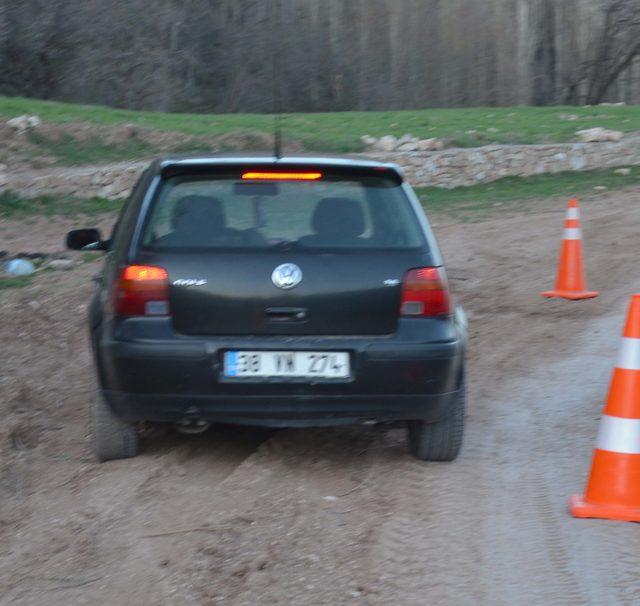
[272,263,302,289]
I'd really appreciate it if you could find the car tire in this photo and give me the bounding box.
[407,381,465,462]
[92,392,140,462]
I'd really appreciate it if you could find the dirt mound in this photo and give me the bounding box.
[0,120,303,171]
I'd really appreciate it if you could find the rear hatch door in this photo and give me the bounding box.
[135,162,434,336]
[139,250,431,335]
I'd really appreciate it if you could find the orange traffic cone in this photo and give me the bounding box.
[570,294,640,522]
[541,199,598,300]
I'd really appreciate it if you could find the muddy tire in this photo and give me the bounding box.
[407,383,465,461]
[92,393,140,462]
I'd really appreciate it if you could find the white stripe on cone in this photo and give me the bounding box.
[563,227,582,240]
[617,337,640,371]
[596,414,640,454]
[566,208,580,220]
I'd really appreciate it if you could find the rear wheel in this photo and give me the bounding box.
[92,393,140,462]
[407,382,465,461]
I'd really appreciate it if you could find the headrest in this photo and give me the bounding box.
[312,197,365,239]
[172,195,226,231]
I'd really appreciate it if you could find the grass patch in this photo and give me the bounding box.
[0,191,122,219]
[0,275,33,290]
[1,96,640,155]
[417,167,640,217]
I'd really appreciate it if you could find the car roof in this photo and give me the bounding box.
[149,153,404,178]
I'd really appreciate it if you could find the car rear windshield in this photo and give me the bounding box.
[141,171,426,251]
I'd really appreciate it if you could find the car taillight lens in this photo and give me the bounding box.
[114,265,170,317]
[241,171,323,181]
[400,267,451,317]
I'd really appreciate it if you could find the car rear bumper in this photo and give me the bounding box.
[97,315,466,427]
[104,390,460,427]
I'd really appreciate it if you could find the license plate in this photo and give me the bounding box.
[224,351,350,379]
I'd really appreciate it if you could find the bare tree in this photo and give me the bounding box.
[563,0,640,104]
[1,0,640,112]
[0,0,76,98]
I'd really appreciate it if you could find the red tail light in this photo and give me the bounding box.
[241,171,323,181]
[400,267,451,317]
[115,265,170,317]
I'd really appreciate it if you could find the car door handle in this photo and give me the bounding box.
[265,307,307,322]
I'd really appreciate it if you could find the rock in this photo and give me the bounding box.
[570,155,586,170]
[122,123,138,138]
[576,128,624,143]
[7,114,41,133]
[614,167,631,176]
[558,113,580,121]
[395,134,420,151]
[47,259,76,270]
[598,102,626,106]
[397,141,419,152]
[7,115,30,132]
[360,135,377,147]
[594,185,608,191]
[5,259,35,276]
[27,115,42,128]
[99,184,117,198]
[487,127,499,133]
[417,137,444,151]
[373,135,398,152]
[397,134,418,147]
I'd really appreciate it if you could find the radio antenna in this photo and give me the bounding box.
[271,0,283,159]
[274,113,282,159]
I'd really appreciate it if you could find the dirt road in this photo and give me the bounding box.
[2,189,640,605]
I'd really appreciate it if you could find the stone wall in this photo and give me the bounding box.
[367,135,640,188]
[2,136,640,200]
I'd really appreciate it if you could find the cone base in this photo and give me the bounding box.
[569,494,640,522]
[541,290,599,300]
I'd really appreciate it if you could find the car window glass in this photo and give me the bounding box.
[142,174,425,250]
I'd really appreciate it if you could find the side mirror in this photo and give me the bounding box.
[66,228,106,251]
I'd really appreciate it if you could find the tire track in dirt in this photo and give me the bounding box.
[158,425,420,606]
[368,455,489,605]
[579,526,640,606]
[366,405,592,604]
[530,473,590,606]
[366,426,566,603]
[1,424,270,605]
